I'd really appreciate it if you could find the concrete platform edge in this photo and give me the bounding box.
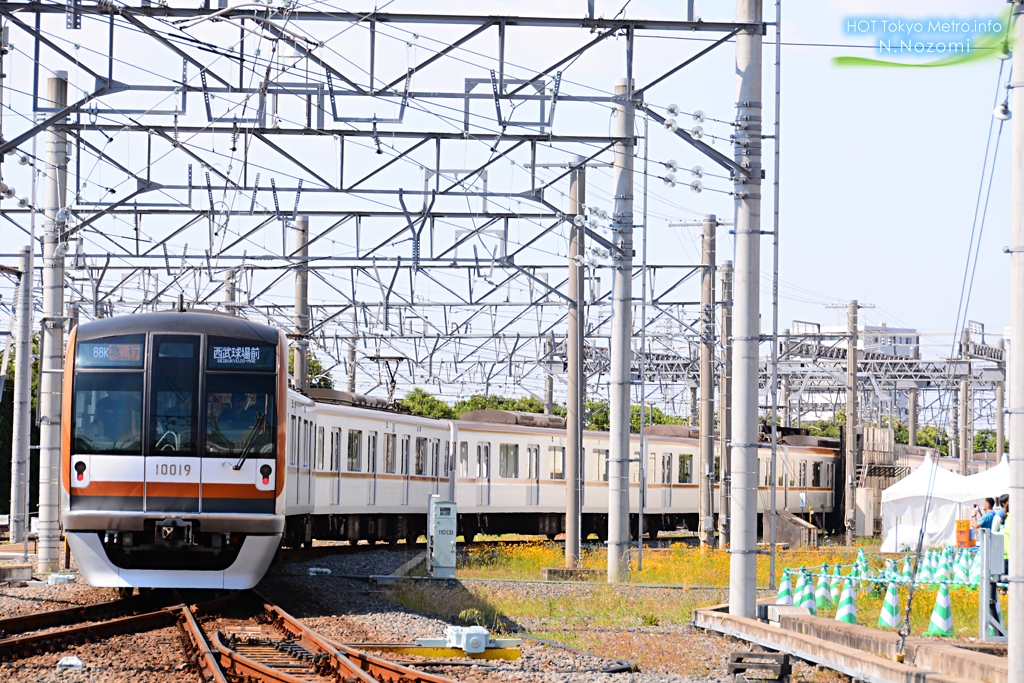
[693,605,978,683]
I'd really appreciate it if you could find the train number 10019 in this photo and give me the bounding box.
[154,463,191,477]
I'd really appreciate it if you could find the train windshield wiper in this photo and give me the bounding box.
[232,413,267,470]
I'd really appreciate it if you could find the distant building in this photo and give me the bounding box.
[820,322,918,357]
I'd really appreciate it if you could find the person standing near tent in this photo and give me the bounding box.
[993,494,1008,532]
[973,497,997,529]
[1002,496,1009,578]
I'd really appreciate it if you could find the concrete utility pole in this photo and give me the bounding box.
[845,300,858,547]
[38,73,69,574]
[294,215,310,391]
[952,390,961,474]
[698,215,716,548]
[909,346,919,447]
[996,340,1005,459]
[607,77,634,584]
[718,261,733,548]
[10,247,32,544]
[1009,4,1024,677]
[566,156,585,568]
[959,329,970,475]
[225,268,237,314]
[729,0,763,618]
[347,307,358,393]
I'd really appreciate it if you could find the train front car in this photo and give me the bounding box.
[61,311,287,590]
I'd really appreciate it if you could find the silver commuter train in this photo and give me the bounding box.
[62,310,840,590]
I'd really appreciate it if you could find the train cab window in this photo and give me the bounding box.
[148,335,199,456]
[72,334,145,455]
[811,462,821,487]
[415,437,427,475]
[205,374,276,457]
[384,434,397,473]
[547,446,564,480]
[459,442,469,477]
[594,449,609,482]
[499,444,519,478]
[348,430,362,471]
[72,372,144,455]
[798,462,807,488]
[527,445,540,479]
[664,453,674,484]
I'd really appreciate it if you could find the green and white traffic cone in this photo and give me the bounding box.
[969,552,982,586]
[776,570,793,605]
[901,558,912,584]
[925,582,954,637]
[830,567,842,603]
[919,555,933,584]
[794,571,806,604]
[835,579,857,625]
[877,581,899,629]
[934,557,949,584]
[800,573,817,615]
[954,553,968,586]
[815,571,831,610]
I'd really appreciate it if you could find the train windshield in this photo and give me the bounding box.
[149,335,200,456]
[72,372,144,455]
[205,337,277,457]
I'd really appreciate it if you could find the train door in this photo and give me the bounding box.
[401,435,411,505]
[662,452,674,507]
[526,444,540,505]
[298,418,312,507]
[147,334,200,513]
[366,431,378,505]
[476,442,491,506]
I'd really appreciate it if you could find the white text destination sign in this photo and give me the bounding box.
[206,336,276,371]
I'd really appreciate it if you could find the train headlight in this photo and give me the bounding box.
[74,461,86,481]
[260,464,272,485]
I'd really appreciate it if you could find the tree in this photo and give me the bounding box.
[452,393,566,418]
[400,388,456,419]
[287,348,334,389]
[806,409,845,440]
[584,400,687,433]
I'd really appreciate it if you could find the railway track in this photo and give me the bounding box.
[0,589,458,683]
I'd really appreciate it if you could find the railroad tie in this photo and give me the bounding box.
[727,651,792,683]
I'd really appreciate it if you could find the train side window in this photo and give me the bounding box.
[317,427,325,470]
[477,443,491,478]
[384,434,397,473]
[664,453,674,484]
[677,453,691,484]
[443,441,450,474]
[304,421,311,468]
[811,462,821,487]
[798,462,807,487]
[348,430,362,472]
[548,446,564,480]
[789,462,795,487]
[649,452,657,484]
[415,437,427,475]
[289,416,297,466]
[459,442,469,477]
[527,445,540,479]
[631,451,640,483]
[367,432,377,473]
[499,443,519,478]
[401,436,411,475]
[594,449,609,482]
[431,439,440,477]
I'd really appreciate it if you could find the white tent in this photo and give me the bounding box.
[880,455,971,552]
[962,455,1010,500]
